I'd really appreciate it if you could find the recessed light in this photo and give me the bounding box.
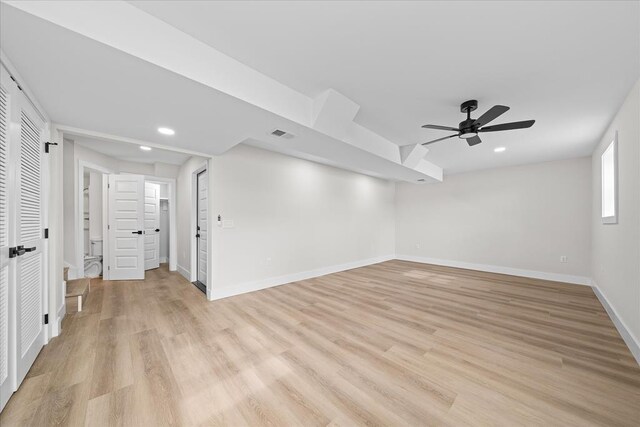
[140,145,152,151]
[494,147,506,153]
[157,127,175,135]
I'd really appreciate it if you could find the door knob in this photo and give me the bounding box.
[155,228,160,232]
[24,246,36,253]
[131,230,142,235]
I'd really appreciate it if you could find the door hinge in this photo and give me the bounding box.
[10,75,22,91]
[44,314,49,325]
[107,183,110,189]
[44,142,58,153]
[107,266,110,271]
[44,228,49,239]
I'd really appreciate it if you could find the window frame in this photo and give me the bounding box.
[601,131,618,224]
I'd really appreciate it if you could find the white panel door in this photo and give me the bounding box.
[108,174,144,280]
[0,65,15,412]
[143,182,160,271]
[197,170,207,286]
[14,88,46,387]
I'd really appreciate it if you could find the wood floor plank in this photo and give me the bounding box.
[1,261,638,426]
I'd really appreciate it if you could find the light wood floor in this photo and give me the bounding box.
[1,261,639,426]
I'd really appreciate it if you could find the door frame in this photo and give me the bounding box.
[142,175,177,273]
[190,162,211,298]
[75,160,113,280]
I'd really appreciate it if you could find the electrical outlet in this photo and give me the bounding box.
[560,256,568,263]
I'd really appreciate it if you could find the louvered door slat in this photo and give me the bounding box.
[0,82,8,386]
[19,255,41,356]
[19,111,41,243]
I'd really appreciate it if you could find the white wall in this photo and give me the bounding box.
[210,145,396,295]
[396,157,592,283]
[591,78,640,356]
[153,163,180,179]
[159,182,169,199]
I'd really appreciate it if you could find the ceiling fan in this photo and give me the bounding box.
[421,100,535,146]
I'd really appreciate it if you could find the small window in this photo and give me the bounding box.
[601,132,618,224]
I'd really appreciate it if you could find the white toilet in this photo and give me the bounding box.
[84,239,103,278]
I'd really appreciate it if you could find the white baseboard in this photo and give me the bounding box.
[177,264,190,281]
[210,254,395,301]
[55,303,65,338]
[395,255,591,286]
[592,281,640,365]
[65,266,79,280]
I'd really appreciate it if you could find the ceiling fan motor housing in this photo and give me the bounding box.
[459,118,477,139]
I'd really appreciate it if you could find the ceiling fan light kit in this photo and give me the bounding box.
[421,100,535,147]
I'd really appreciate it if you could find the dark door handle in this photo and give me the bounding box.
[14,246,26,257]
[155,228,160,232]
[24,246,36,253]
[195,234,200,238]
[131,230,142,235]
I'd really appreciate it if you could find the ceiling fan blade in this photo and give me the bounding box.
[422,133,459,146]
[479,120,535,132]
[421,124,460,132]
[474,105,509,127]
[466,135,482,146]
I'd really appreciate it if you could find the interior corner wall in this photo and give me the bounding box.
[210,144,396,297]
[395,157,592,283]
[591,78,640,349]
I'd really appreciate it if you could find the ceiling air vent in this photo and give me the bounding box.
[270,129,295,139]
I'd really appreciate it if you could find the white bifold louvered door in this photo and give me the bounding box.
[0,64,46,411]
[14,82,46,387]
[108,174,145,280]
[143,182,160,271]
[0,64,15,412]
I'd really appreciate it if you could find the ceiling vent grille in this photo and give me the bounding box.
[270,129,295,139]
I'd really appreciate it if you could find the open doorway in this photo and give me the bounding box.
[192,167,208,293]
[82,167,108,279]
[61,130,210,290]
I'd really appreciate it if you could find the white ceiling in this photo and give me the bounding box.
[1,1,638,179]
[0,2,442,182]
[131,0,640,174]
[72,136,191,165]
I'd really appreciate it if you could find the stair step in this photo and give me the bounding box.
[66,278,90,298]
